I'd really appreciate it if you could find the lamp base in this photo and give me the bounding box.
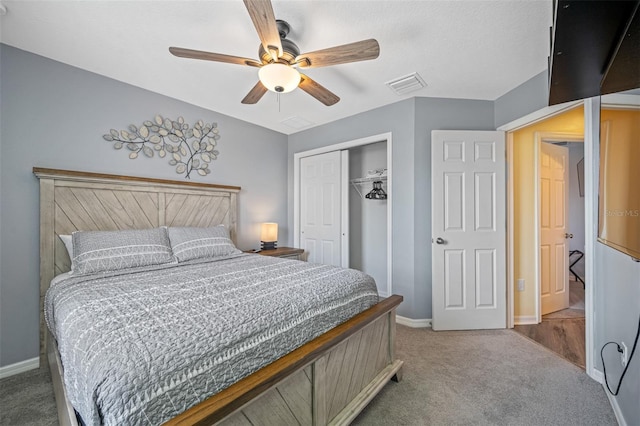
[261,241,277,250]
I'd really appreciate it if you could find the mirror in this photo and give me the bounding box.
[598,92,640,259]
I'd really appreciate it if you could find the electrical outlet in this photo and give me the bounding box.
[517,279,525,292]
[621,342,628,367]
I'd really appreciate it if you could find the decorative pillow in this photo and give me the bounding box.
[167,225,241,262]
[72,228,174,274]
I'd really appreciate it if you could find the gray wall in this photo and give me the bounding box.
[288,97,495,319]
[348,142,388,295]
[496,74,640,425]
[0,45,288,366]
[494,71,548,129]
[594,244,640,426]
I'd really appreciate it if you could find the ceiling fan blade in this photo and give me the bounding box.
[298,74,340,106]
[243,0,282,60]
[169,47,262,67]
[296,39,380,68]
[241,81,268,104]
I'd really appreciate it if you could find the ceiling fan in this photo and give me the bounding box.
[169,0,380,106]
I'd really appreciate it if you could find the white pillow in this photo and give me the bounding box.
[59,234,73,258]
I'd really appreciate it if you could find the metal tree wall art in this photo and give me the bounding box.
[103,115,220,178]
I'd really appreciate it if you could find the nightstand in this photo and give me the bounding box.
[246,247,304,260]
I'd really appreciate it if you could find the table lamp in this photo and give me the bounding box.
[260,222,278,250]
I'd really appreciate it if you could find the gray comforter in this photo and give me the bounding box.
[45,254,378,425]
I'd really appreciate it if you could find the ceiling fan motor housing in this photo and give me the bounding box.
[259,20,300,65]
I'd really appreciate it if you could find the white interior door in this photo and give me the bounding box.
[432,130,506,330]
[300,150,344,266]
[539,142,570,315]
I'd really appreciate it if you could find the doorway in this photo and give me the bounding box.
[538,132,585,318]
[506,106,587,368]
[517,136,587,368]
[293,132,393,297]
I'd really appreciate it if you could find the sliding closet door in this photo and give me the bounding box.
[300,150,347,266]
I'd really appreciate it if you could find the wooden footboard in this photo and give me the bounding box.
[166,295,403,426]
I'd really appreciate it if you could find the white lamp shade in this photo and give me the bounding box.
[258,63,300,93]
[260,223,278,242]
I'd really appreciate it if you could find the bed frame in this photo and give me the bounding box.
[34,167,403,426]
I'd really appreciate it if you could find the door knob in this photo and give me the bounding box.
[435,237,445,244]
[565,233,573,239]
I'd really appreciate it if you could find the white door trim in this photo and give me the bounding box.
[583,97,600,381]
[507,132,515,328]
[293,132,393,297]
[499,100,598,382]
[539,132,586,144]
[533,133,541,322]
[497,101,582,133]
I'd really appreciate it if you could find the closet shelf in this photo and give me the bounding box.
[350,176,388,198]
[350,176,387,185]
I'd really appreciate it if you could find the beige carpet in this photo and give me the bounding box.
[353,326,615,425]
[0,367,57,426]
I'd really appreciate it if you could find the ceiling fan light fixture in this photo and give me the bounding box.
[258,63,301,93]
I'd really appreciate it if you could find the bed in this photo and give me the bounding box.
[34,167,403,425]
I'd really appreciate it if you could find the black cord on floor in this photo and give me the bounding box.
[601,314,640,396]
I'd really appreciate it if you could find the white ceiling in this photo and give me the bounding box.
[0,0,553,135]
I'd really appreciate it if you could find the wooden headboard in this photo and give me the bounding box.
[33,167,240,363]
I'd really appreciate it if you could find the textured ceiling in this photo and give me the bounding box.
[0,0,553,135]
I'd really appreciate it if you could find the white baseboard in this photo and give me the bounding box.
[590,367,604,384]
[602,383,627,426]
[396,316,432,328]
[593,367,628,426]
[0,357,39,379]
[514,315,538,325]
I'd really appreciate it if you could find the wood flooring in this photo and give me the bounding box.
[514,281,586,368]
